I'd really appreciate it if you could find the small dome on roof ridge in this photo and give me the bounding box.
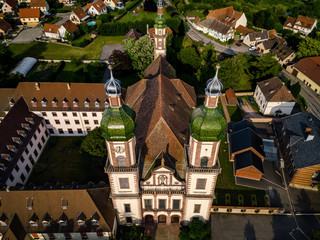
[104,66,121,96]
[205,65,223,97]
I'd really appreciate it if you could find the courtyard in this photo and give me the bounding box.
[27,137,107,185]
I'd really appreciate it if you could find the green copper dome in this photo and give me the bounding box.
[155,14,166,28]
[190,105,227,142]
[101,105,136,141]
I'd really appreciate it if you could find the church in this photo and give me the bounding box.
[101,0,227,225]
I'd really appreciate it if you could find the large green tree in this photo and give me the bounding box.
[124,35,154,78]
[80,127,107,158]
[297,37,320,59]
[109,49,133,73]
[178,46,201,69]
[179,219,211,240]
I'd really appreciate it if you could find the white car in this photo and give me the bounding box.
[249,46,256,51]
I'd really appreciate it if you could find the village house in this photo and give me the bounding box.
[19,8,40,26]
[1,0,17,14]
[70,7,89,25]
[283,15,317,36]
[87,0,107,16]
[256,38,282,54]
[273,112,320,190]
[271,43,295,66]
[58,20,78,39]
[225,88,238,105]
[18,0,31,4]
[235,25,254,40]
[254,77,295,116]
[0,97,49,186]
[43,23,60,39]
[104,0,123,9]
[30,0,49,12]
[243,29,276,47]
[126,28,143,40]
[0,18,11,36]
[58,0,73,4]
[206,6,247,28]
[292,56,320,95]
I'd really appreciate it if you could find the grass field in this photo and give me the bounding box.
[119,8,171,22]
[9,36,125,60]
[227,105,243,122]
[27,137,107,185]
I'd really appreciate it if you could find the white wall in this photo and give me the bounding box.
[113,197,141,225]
[236,14,247,28]
[183,198,212,222]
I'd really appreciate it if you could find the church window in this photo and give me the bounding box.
[200,157,208,168]
[124,204,131,212]
[159,40,162,47]
[117,156,126,167]
[194,204,201,213]
[159,199,166,209]
[119,178,129,189]
[145,199,152,209]
[173,200,180,209]
[196,179,206,189]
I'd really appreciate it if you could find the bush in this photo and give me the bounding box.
[297,95,308,110]
[71,39,92,48]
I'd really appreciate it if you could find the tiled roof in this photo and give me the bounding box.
[0,97,43,184]
[62,20,78,33]
[0,187,115,234]
[271,43,295,61]
[295,15,316,29]
[19,8,40,19]
[125,74,196,179]
[284,16,296,28]
[248,30,268,42]
[9,82,108,112]
[257,77,295,102]
[125,28,143,40]
[0,19,11,33]
[206,6,243,27]
[235,25,254,35]
[148,26,172,39]
[90,0,107,12]
[144,55,176,79]
[30,0,46,8]
[225,88,237,102]
[43,23,60,33]
[4,0,17,8]
[208,18,232,35]
[294,57,320,86]
[0,88,15,119]
[72,7,87,20]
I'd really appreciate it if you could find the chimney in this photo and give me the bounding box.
[67,82,71,90]
[35,82,40,90]
[305,127,314,142]
[305,127,312,133]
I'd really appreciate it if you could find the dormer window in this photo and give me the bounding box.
[104,99,109,108]
[91,212,100,226]
[29,213,38,227]
[1,154,12,162]
[0,213,8,227]
[77,212,86,226]
[61,198,68,209]
[17,130,27,137]
[7,145,18,153]
[25,117,34,124]
[31,97,37,107]
[41,97,47,107]
[12,137,22,145]
[0,163,7,172]
[95,98,100,108]
[52,98,58,107]
[63,98,68,107]
[73,98,79,107]
[42,220,50,227]
[9,99,15,107]
[26,197,33,210]
[21,123,31,130]
[59,212,68,226]
[42,212,51,227]
[84,98,90,108]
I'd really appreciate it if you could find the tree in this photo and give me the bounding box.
[144,0,157,12]
[0,43,14,87]
[64,31,74,42]
[80,127,107,158]
[178,219,211,240]
[109,50,133,73]
[290,82,301,98]
[297,37,320,59]
[124,35,154,77]
[177,3,185,14]
[178,46,201,69]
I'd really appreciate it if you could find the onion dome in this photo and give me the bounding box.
[100,105,136,141]
[155,0,166,28]
[104,66,121,96]
[190,105,227,142]
[205,65,223,97]
[157,0,163,7]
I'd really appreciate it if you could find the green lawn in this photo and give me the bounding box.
[9,36,125,60]
[27,137,107,185]
[119,8,171,22]
[241,95,263,114]
[227,105,243,122]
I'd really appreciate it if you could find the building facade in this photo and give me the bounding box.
[283,15,317,36]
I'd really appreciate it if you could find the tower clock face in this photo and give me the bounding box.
[114,146,125,153]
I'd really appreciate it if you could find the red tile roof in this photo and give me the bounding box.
[73,6,87,20]
[90,0,107,12]
[62,20,78,33]
[44,23,60,33]
[30,0,46,8]
[19,8,40,19]
[206,6,243,27]
[0,19,11,33]
[294,57,320,86]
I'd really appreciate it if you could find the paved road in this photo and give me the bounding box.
[55,12,72,25]
[11,27,43,44]
[282,70,320,119]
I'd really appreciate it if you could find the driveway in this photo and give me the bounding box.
[239,99,262,118]
[11,27,43,44]
[100,44,124,61]
[55,12,72,25]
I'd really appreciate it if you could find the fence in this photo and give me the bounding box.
[211,206,285,215]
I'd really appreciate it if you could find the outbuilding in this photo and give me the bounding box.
[11,57,37,77]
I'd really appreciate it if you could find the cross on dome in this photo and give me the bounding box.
[104,65,121,96]
[205,64,223,97]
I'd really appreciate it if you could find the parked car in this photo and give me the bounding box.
[249,46,256,51]
[248,97,254,103]
[238,98,243,105]
[236,43,241,47]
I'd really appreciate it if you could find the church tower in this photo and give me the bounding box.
[183,65,227,223]
[154,0,167,59]
[101,66,142,225]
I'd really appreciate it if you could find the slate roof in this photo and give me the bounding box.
[72,7,87,20]
[261,38,280,50]
[208,18,232,35]
[231,119,256,133]
[126,28,143,40]
[0,19,11,33]
[125,73,196,179]
[144,55,176,79]
[271,43,295,61]
[294,57,320,86]
[0,187,115,234]
[62,20,78,33]
[229,126,265,157]
[0,97,43,185]
[248,30,268,42]
[281,112,320,169]
[235,151,264,173]
[206,6,243,27]
[19,8,40,18]
[256,77,295,102]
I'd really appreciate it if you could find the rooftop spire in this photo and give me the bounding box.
[104,65,121,97]
[205,64,223,97]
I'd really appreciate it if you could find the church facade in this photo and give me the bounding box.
[101,0,227,225]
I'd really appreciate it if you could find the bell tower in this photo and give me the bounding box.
[101,66,142,225]
[154,0,167,59]
[183,65,227,224]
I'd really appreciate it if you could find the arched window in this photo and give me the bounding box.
[200,157,208,168]
[117,156,125,167]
